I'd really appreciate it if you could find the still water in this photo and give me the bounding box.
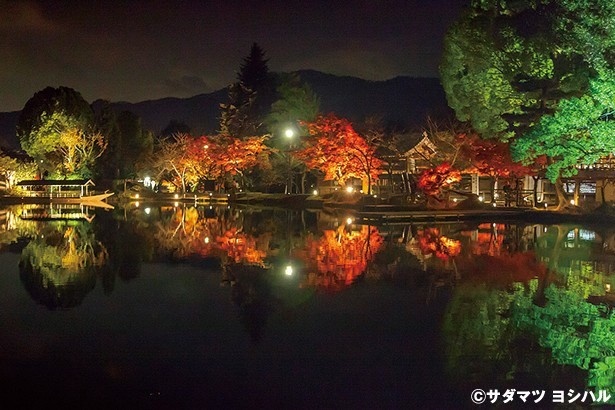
[0,203,613,409]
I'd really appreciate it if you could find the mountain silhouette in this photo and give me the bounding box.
[0,70,451,150]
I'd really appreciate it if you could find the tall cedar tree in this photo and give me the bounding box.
[220,43,275,138]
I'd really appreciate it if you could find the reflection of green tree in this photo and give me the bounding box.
[444,278,614,402]
[513,286,615,395]
[18,222,107,310]
[223,263,276,343]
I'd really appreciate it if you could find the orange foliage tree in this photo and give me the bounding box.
[294,114,383,193]
[156,134,269,192]
[417,162,462,207]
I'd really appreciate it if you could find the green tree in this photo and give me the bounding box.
[441,0,615,208]
[512,72,615,185]
[17,86,94,150]
[219,43,275,138]
[115,110,154,178]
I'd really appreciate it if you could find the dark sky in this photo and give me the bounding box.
[0,0,468,112]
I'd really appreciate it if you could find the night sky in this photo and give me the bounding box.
[0,0,468,112]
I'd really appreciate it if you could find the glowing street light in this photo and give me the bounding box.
[284,265,294,276]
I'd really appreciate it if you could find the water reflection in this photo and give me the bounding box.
[0,203,613,403]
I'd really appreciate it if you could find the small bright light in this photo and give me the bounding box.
[570,199,575,205]
[313,189,318,196]
[144,176,151,187]
[373,195,377,198]
[346,217,353,225]
[544,203,548,208]
[494,193,499,198]
[285,129,294,139]
[174,202,179,207]
[135,194,139,199]
[492,202,497,207]
[209,206,213,209]
[346,186,354,193]
[204,237,210,244]
[453,198,458,202]
[606,284,611,292]
[284,265,293,276]
[145,207,151,215]
[209,192,213,196]
[203,144,209,149]
[478,196,483,202]
[135,201,140,208]
[174,194,179,199]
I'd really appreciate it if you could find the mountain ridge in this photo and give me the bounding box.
[0,70,451,150]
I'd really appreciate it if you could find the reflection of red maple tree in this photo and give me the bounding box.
[416,227,461,260]
[216,227,269,266]
[297,225,383,291]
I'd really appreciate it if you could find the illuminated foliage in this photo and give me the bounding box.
[297,224,383,291]
[295,114,383,190]
[415,227,461,261]
[512,72,615,182]
[154,133,269,192]
[19,222,108,310]
[417,163,461,204]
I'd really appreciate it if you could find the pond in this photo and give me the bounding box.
[0,203,613,409]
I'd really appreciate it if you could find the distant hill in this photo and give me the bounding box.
[0,70,451,150]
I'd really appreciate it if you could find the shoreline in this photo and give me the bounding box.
[2,193,614,224]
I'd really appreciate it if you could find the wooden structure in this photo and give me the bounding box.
[17,179,96,198]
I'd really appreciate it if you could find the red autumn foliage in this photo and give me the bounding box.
[459,134,531,180]
[297,224,383,291]
[416,227,461,260]
[417,162,462,198]
[295,114,383,187]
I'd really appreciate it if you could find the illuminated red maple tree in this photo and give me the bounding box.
[294,114,383,192]
[417,162,462,207]
[459,134,531,202]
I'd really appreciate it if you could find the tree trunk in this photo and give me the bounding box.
[532,176,540,207]
[490,177,497,204]
[554,177,568,210]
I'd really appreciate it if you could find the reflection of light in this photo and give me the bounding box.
[145,207,151,215]
[174,194,179,199]
[135,194,139,199]
[135,201,140,208]
[346,186,354,193]
[204,237,210,244]
[346,217,353,225]
[284,265,293,276]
